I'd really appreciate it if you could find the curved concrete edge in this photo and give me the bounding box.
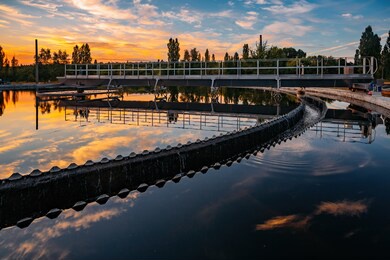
[0,102,304,185]
[282,87,390,118]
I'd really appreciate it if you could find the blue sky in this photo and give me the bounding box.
[0,0,389,64]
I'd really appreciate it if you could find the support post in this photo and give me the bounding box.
[370,56,374,75]
[35,39,39,84]
[363,58,366,74]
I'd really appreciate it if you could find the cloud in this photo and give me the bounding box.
[309,41,359,55]
[235,11,258,30]
[262,0,316,15]
[256,199,370,231]
[263,20,313,37]
[162,8,232,28]
[65,0,137,20]
[341,13,363,20]
[0,3,39,26]
[19,0,62,13]
[256,214,311,230]
[315,200,369,216]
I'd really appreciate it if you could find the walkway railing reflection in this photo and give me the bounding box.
[0,97,325,231]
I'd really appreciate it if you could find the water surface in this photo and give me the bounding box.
[0,89,389,259]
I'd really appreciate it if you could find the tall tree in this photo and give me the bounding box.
[11,55,18,80]
[267,46,285,59]
[212,54,215,62]
[79,43,92,64]
[0,45,5,70]
[242,44,249,59]
[72,45,80,64]
[167,38,180,62]
[53,50,69,64]
[183,49,191,61]
[296,49,306,58]
[382,31,390,79]
[250,40,268,59]
[358,25,381,61]
[224,52,229,61]
[190,48,199,61]
[233,52,239,61]
[60,50,69,64]
[204,49,210,62]
[39,48,52,64]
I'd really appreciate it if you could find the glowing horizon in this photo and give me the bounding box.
[0,0,389,65]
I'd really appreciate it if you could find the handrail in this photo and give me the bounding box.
[64,57,376,79]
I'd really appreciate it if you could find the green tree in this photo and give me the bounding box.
[183,49,190,61]
[267,46,285,59]
[357,25,381,76]
[167,38,180,62]
[296,49,306,58]
[381,31,390,79]
[190,48,199,61]
[204,49,210,62]
[242,44,249,59]
[250,39,268,59]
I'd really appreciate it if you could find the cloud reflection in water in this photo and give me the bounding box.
[256,199,370,231]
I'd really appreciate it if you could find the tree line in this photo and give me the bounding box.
[0,43,93,82]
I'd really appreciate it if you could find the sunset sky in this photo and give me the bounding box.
[0,0,389,64]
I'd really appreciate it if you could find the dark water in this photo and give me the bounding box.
[0,88,389,259]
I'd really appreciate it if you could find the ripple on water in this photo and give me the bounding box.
[243,131,372,177]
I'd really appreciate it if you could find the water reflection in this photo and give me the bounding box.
[256,199,370,231]
[0,89,298,178]
[1,89,390,259]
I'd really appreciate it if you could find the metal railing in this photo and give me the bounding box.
[64,57,376,79]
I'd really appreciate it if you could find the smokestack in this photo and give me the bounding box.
[259,35,263,50]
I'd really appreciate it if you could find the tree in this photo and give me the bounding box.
[212,54,215,62]
[358,26,381,59]
[183,49,190,61]
[250,40,268,59]
[39,48,52,64]
[296,49,306,58]
[79,44,92,64]
[190,48,199,61]
[11,55,18,80]
[72,44,92,64]
[267,46,285,59]
[233,52,239,61]
[357,25,381,76]
[72,45,80,64]
[224,52,229,61]
[167,38,180,62]
[0,45,5,70]
[204,49,210,62]
[381,31,390,79]
[242,44,249,59]
[53,50,69,64]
